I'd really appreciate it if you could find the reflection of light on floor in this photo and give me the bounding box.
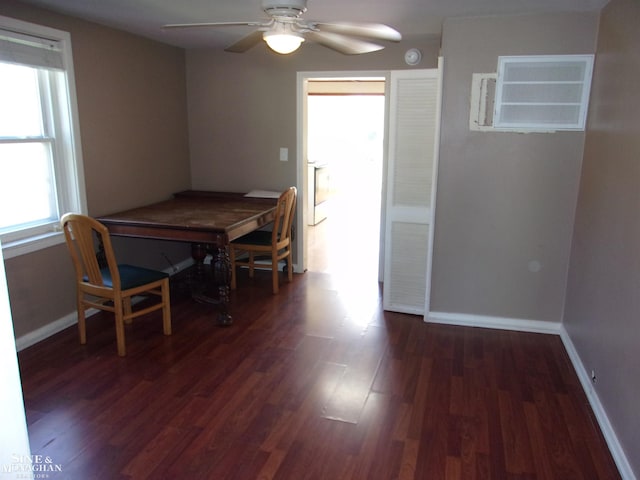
[306,93,384,327]
[308,184,382,326]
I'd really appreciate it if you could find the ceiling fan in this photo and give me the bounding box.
[163,0,402,55]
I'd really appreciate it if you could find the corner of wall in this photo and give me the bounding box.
[559,325,636,480]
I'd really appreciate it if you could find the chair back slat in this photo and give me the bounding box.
[61,214,121,289]
[230,186,297,294]
[272,187,297,247]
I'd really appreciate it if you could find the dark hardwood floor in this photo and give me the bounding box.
[19,195,619,479]
[17,259,620,479]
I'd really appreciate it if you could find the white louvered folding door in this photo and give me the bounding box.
[383,68,441,315]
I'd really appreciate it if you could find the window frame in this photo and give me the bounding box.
[0,15,87,259]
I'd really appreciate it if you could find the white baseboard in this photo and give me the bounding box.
[426,309,634,480]
[559,327,636,480]
[14,254,296,352]
[15,293,634,479]
[426,310,562,334]
[15,259,194,352]
[165,257,195,274]
[15,311,79,351]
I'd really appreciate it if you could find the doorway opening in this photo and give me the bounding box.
[304,78,386,282]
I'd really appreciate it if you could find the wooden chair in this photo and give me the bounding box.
[230,187,297,294]
[61,213,171,356]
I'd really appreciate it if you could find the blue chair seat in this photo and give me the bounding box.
[232,230,273,246]
[84,264,168,290]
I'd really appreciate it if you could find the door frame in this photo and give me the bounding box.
[295,70,389,276]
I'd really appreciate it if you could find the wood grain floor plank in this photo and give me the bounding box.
[497,389,535,476]
[16,266,621,479]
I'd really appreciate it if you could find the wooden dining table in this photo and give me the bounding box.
[98,191,278,325]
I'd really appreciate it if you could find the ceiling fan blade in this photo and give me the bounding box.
[309,22,401,42]
[305,31,384,55]
[225,30,265,53]
[162,21,266,30]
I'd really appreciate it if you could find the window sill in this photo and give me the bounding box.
[1,231,65,259]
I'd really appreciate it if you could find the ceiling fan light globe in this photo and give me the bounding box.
[263,32,304,54]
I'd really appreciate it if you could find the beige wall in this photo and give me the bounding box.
[564,0,640,474]
[0,1,191,338]
[185,35,441,193]
[432,13,599,322]
[1,0,440,340]
[1,1,636,473]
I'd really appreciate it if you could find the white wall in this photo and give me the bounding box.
[0,241,32,479]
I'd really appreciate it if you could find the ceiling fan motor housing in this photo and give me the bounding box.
[262,0,308,18]
[166,0,400,55]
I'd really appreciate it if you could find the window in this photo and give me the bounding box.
[0,16,86,258]
[493,55,594,131]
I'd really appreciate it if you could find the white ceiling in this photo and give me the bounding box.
[16,0,609,49]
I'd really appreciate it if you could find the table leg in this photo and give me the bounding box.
[212,246,232,326]
[185,242,209,296]
[189,243,233,325]
[191,243,207,271]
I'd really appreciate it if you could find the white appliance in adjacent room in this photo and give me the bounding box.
[307,163,330,225]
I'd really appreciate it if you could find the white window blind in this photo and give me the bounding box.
[0,29,64,70]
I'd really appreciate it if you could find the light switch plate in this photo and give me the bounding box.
[279,147,288,162]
